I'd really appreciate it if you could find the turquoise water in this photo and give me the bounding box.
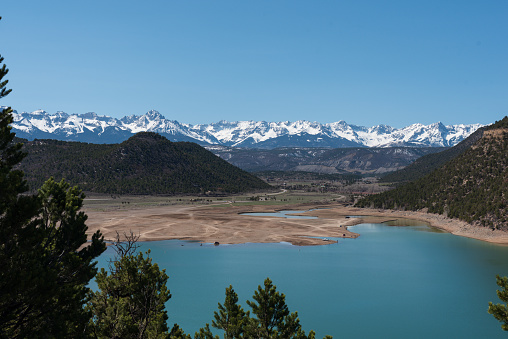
[95,222,508,338]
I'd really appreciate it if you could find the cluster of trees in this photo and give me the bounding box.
[195,278,331,339]
[255,170,361,185]
[356,117,508,230]
[18,132,271,194]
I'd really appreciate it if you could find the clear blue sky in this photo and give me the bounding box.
[1,1,507,127]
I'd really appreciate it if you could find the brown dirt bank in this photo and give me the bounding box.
[84,202,508,246]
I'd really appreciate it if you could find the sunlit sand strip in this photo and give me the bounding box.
[84,203,508,246]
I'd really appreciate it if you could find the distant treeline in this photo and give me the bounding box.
[254,170,361,183]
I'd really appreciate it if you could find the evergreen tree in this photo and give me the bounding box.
[0,177,106,337]
[246,278,304,338]
[168,324,192,339]
[212,285,247,339]
[0,38,41,336]
[488,275,508,331]
[0,27,106,337]
[194,324,218,339]
[202,279,331,339]
[88,232,171,338]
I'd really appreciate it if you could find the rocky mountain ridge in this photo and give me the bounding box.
[208,145,445,174]
[5,107,483,148]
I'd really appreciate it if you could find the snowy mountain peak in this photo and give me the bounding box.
[31,109,47,116]
[7,109,485,148]
[146,110,165,120]
[79,112,99,119]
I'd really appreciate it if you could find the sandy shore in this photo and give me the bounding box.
[84,202,508,246]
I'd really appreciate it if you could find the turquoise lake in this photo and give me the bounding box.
[95,220,508,338]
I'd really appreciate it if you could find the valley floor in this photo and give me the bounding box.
[84,200,508,246]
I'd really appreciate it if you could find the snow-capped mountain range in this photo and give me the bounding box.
[5,107,484,148]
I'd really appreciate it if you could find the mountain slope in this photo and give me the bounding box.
[356,117,508,230]
[380,126,487,183]
[19,132,271,194]
[6,107,483,149]
[209,146,445,174]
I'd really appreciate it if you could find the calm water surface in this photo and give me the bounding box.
[95,220,508,338]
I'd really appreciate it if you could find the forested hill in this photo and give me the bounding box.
[356,117,508,230]
[380,126,486,184]
[19,132,271,194]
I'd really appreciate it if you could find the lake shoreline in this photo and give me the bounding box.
[353,207,508,245]
[84,202,508,246]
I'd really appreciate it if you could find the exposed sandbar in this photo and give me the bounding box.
[84,202,508,246]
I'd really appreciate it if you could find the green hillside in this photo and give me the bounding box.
[356,117,508,230]
[19,132,271,194]
[380,127,486,184]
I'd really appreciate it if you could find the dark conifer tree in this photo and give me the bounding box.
[0,27,41,335]
[0,22,106,337]
[489,275,508,331]
[88,233,171,338]
[212,285,248,338]
[246,278,305,338]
